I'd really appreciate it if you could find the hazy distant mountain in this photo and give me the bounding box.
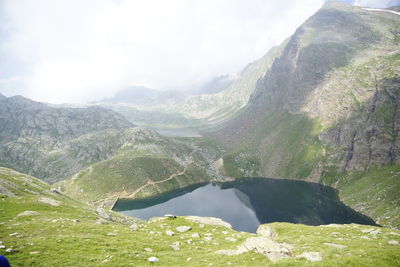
[0,93,6,100]
[0,95,133,144]
[195,75,234,95]
[100,86,186,106]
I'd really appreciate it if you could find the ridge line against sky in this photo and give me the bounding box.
[0,0,399,104]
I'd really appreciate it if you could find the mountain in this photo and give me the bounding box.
[1,167,398,266]
[98,45,282,129]
[208,2,400,228]
[100,104,202,128]
[57,128,223,204]
[0,95,223,204]
[0,95,133,144]
[100,86,186,106]
[195,74,234,95]
[0,95,133,182]
[163,44,284,125]
[0,93,6,100]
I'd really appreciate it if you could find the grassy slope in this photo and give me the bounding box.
[58,136,221,203]
[221,110,324,179]
[337,165,400,229]
[1,167,399,266]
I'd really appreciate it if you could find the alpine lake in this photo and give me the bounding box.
[113,178,376,233]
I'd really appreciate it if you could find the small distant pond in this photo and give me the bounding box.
[113,178,376,233]
[148,127,201,137]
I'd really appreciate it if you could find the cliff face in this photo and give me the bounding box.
[210,2,400,182]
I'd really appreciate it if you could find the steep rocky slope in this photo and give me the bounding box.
[208,2,400,227]
[1,167,399,266]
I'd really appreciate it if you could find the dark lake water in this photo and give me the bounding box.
[113,178,376,233]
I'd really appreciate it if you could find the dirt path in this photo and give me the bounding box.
[128,168,186,198]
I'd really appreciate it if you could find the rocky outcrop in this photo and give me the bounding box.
[185,216,233,229]
[216,224,293,262]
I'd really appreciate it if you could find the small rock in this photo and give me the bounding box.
[96,218,107,224]
[186,257,192,261]
[191,233,200,238]
[17,211,40,217]
[389,232,400,236]
[148,256,159,262]
[222,231,228,235]
[130,223,139,231]
[185,216,232,229]
[226,237,237,242]
[165,230,175,236]
[144,247,153,252]
[97,208,112,221]
[164,214,177,218]
[199,224,205,228]
[388,240,399,245]
[9,232,18,236]
[38,197,60,206]
[176,226,192,233]
[71,219,80,223]
[107,232,117,236]
[297,252,323,262]
[149,217,166,223]
[30,251,40,255]
[204,237,213,241]
[257,225,277,238]
[51,188,61,194]
[361,228,380,235]
[216,236,292,262]
[171,242,180,251]
[5,248,13,253]
[0,245,5,249]
[323,243,347,249]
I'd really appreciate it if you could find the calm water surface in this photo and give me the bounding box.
[113,178,376,232]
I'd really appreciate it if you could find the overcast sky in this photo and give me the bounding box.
[0,0,398,104]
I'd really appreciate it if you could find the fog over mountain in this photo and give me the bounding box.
[1,0,395,104]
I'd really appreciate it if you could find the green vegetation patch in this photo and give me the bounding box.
[338,165,400,229]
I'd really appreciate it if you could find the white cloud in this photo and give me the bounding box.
[353,0,400,8]
[0,0,324,103]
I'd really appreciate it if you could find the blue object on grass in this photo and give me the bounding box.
[0,255,11,267]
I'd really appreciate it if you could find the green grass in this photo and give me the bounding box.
[1,167,399,266]
[222,110,325,179]
[337,165,400,229]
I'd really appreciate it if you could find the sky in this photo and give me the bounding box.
[0,0,398,104]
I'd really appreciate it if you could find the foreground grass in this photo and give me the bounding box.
[1,167,399,266]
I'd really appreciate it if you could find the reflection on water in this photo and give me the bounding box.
[113,178,376,232]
